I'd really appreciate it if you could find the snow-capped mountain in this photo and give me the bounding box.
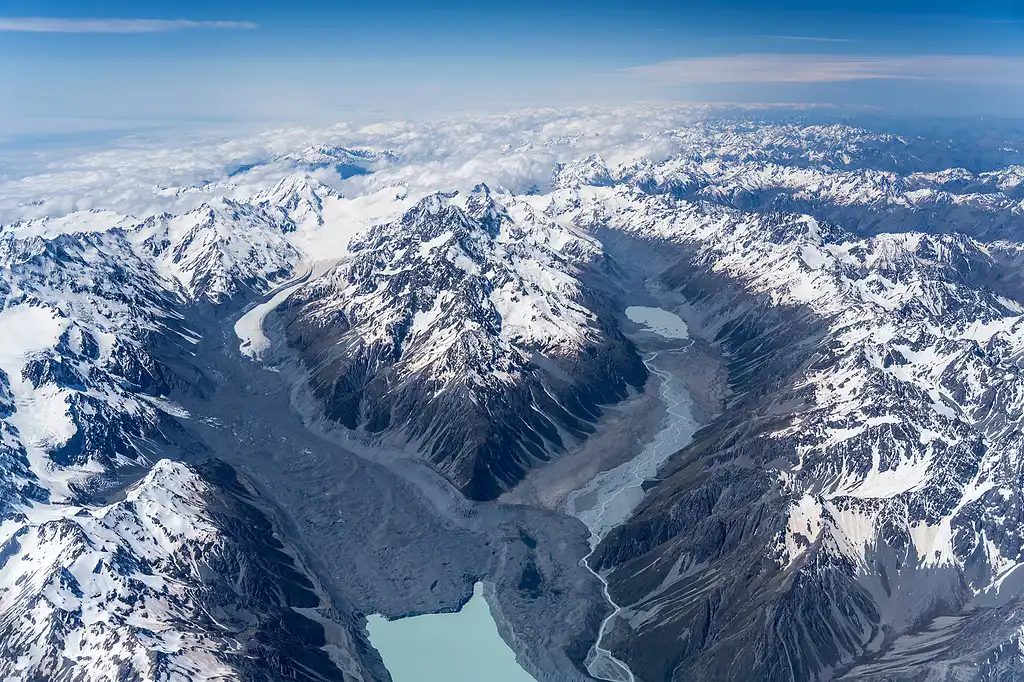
[135,198,302,304]
[253,174,341,228]
[553,154,615,189]
[546,180,1024,681]
[0,229,195,499]
[276,185,646,500]
[2,112,1024,682]
[0,458,383,682]
[0,182,378,680]
[660,121,1022,175]
[285,144,397,179]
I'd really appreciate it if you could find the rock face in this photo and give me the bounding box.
[135,197,302,304]
[0,230,196,499]
[0,458,382,682]
[0,190,378,681]
[538,159,1024,681]
[278,186,646,500]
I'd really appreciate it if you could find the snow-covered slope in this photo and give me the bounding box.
[547,183,1024,682]
[277,185,647,499]
[0,229,197,500]
[135,198,301,304]
[0,458,380,682]
[253,174,340,228]
[0,181,387,681]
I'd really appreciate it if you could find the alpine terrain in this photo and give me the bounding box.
[1,109,1024,682]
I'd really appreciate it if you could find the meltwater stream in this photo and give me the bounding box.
[566,307,700,682]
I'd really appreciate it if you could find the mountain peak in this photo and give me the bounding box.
[553,154,614,189]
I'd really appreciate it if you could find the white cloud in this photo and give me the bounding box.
[0,17,257,33]
[622,54,1024,85]
[0,106,716,224]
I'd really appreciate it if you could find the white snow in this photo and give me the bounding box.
[4,113,1024,681]
[288,185,414,259]
[800,244,827,270]
[3,210,133,239]
[0,459,246,682]
[0,305,81,496]
[417,230,454,257]
[0,305,69,377]
[234,266,312,360]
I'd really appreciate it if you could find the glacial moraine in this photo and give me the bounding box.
[216,265,709,682]
[566,307,701,682]
[156,293,606,682]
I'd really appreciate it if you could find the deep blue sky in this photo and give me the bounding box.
[1,0,1023,133]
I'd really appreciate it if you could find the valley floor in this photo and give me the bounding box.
[164,306,601,681]
[152,274,718,681]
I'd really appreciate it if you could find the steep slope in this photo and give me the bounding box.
[0,216,388,681]
[277,186,647,500]
[253,174,341,229]
[0,230,198,500]
[544,184,1024,682]
[134,198,301,304]
[3,114,1024,682]
[612,133,1024,241]
[0,458,383,682]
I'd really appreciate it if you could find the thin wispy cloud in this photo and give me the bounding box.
[766,35,854,43]
[0,17,258,33]
[623,54,1024,85]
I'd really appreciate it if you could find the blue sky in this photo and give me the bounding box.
[1,0,1023,133]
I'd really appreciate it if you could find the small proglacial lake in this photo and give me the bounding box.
[366,583,537,682]
[625,306,689,339]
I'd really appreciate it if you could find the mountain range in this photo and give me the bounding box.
[1,116,1024,681]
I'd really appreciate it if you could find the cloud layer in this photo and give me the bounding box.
[0,17,257,33]
[623,54,1024,85]
[0,106,713,224]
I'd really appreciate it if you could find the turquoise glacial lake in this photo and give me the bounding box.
[366,583,537,682]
